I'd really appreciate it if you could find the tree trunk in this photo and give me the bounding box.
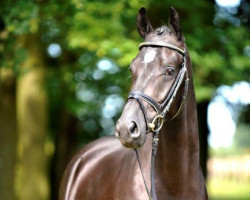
[0,68,17,200]
[15,34,50,200]
[197,100,209,179]
[51,110,79,200]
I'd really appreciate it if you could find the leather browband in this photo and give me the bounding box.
[139,41,185,56]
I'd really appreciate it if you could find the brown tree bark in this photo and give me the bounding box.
[50,109,79,200]
[0,68,17,200]
[15,34,50,200]
[197,100,209,179]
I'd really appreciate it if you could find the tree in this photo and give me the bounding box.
[0,67,17,200]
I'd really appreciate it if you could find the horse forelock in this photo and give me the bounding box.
[145,25,184,46]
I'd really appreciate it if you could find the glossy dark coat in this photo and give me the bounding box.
[60,7,208,200]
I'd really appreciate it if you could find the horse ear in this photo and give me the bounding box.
[168,7,184,41]
[137,7,153,39]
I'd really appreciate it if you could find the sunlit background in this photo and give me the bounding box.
[208,81,250,148]
[0,0,249,200]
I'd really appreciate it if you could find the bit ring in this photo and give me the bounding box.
[148,115,164,132]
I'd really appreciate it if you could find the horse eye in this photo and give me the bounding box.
[166,67,175,76]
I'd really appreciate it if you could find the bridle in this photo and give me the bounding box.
[130,41,189,200]
[127,41,189,200]
[128,41,189,133]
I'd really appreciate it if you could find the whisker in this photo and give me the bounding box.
[126,75,132,80]
[117,75,132,87]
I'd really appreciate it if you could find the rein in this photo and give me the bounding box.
[129,41,189,200]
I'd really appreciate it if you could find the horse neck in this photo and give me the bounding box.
[155,53,200,187]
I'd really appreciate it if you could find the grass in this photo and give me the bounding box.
[208,144,250,200]
[207,176,250,200]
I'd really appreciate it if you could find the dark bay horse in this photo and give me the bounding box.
[60,7,208,200]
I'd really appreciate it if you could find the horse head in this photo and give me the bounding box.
[116,7,189,149]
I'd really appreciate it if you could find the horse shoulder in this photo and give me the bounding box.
[59,135,135,200]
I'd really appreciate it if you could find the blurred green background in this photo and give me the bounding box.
[0,0,249,200]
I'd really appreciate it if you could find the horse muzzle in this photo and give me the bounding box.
[115,100,147,149]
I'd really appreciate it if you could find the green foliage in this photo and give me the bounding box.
[1,0,249,99]
[67,0,149,66]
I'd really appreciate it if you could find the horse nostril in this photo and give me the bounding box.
[128,121,140,138]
